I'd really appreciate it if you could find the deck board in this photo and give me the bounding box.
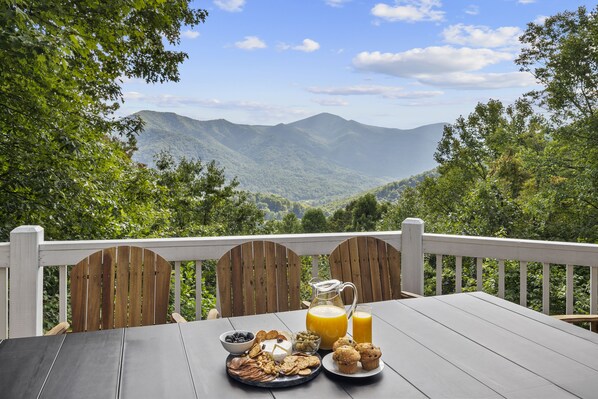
[39,329,123,399]
[403,295,598,398]
[0,335,65,398]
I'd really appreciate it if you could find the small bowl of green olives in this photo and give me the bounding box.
[292,330,321,354]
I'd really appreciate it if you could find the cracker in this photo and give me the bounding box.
[265,329,279,340]
[298,368,312,376]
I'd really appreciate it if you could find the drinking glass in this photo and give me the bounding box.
[352,304,372,343]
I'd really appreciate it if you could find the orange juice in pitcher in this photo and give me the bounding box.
[306,279,357,350]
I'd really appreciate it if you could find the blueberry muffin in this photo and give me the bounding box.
[332,336,355,352]
[355,342,382,371]
[332,345,361,374]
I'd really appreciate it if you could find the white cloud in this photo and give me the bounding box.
[325,0,351,7]
[353,46,513,77]
[214,0,245,12]
[235,36,267,50]
[181,30,200,39]
[123,91,144,100]
[442,24,522,48]
[534,15,548,25]
[312,98,349,106]
[518,0,535,4]
[371,0,445,23]
[308,85,443,99]
[293,39,320,52]
[418,71,537,89]
[278,39,321,52]
[464,5,479,15]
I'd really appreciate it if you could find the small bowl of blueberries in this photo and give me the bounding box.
[219,330,255,354]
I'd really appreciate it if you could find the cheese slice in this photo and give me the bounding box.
[262,339,292,362]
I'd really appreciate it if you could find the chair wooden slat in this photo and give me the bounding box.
[276,244,289,312]
[71,257,88,332]
[253,241,267,315]
[154,256,172,325]
[288,251,301,310]
[242,242,255,315]
[142,249,156,326]
[128,247,143,326]
[367,237,383,302]
[114,246,130,328]
[101,247,116,330]
[338,240,352,304]
[86,250,103,332]
[216,253,232,318]
[388,244,401,299]
[265,241,277,313]
[377,239,392,299]
[357,237,373,303]
[348,238,362,304]
[231,245,244,317]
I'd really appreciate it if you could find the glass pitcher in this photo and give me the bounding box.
[306,278,357,350]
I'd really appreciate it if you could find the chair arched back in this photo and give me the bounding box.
[329,236,401,304]
[71,246,172,332]
[216,241,301,317]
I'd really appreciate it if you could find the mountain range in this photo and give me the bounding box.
[132,111,445,203]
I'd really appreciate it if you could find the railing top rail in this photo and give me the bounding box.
[38,231,402,267]
[0,243,8,268]
[424,233,598,266]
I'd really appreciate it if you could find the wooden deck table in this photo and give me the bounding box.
[1,292,598,398]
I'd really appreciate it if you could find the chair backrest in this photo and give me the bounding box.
[71,246,172,332]
[216,241,301,317]
[329,236,401,304]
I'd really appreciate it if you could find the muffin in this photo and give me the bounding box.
[355,343,382,371]
[332,345,361,374]
[332,336,355,352]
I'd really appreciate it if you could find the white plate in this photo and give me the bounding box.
[322,352,384,378]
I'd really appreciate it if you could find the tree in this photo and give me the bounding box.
[301,208,328,233]
[154,152,264,237]
[0,1,207,240]
[516,5,598,242]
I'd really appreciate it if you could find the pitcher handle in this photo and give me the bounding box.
[339,282,358,320]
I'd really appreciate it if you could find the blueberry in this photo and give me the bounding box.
[225,337,233,343]
[247,333,254,340]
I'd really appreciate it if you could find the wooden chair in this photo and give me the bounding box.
[329,236,420,305]
[554,314,598,333]
[47,246,184,334]
[214,241,302,318]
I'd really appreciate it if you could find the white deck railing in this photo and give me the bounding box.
[1,218,597,338]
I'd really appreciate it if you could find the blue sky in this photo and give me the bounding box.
[119,0,595,129]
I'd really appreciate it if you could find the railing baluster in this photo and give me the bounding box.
[436,254,443,296]
[0,268,7,339]
[174,261,181,314]
[566,264,574,315]
[455,256,462,293]
[311,256,319,279]
[195,260,202,320]
[543,262,550,314]
[591,266,598,315]
[476,257,483,291]
[59,265,67,322]
[520,261,527,307]
[498,260,505,299]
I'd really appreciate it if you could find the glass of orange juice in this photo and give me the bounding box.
[306,304,348,350]
[352,304,372,343]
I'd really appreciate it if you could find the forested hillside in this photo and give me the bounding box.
[133,111,444,202]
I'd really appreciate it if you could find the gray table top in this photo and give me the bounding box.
[1,292,597,398]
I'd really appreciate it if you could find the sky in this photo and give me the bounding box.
[119,0,595,129]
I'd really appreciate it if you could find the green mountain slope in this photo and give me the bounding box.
[132,111,445,202]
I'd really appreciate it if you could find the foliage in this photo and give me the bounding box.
[301,208,328,233]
